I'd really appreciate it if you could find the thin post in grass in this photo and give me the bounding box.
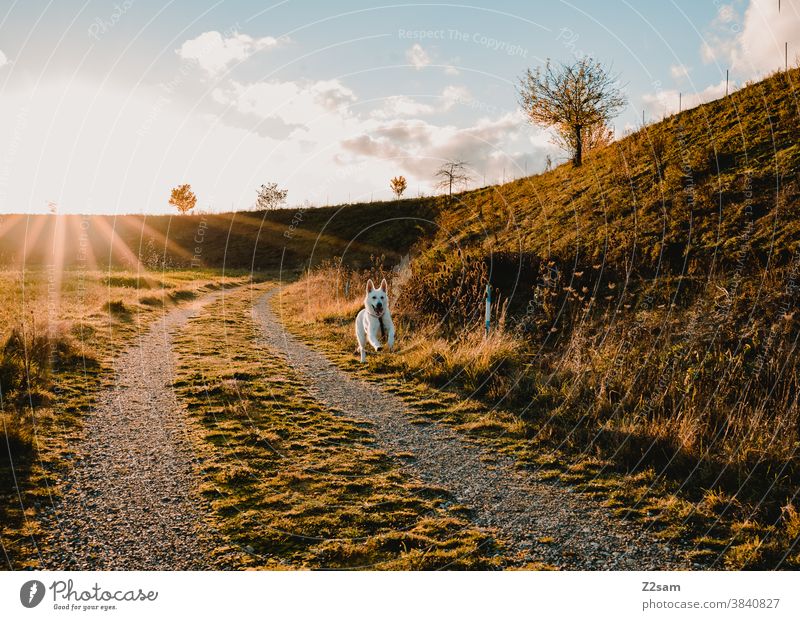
[726,69,729,96]
[485,283,492,337]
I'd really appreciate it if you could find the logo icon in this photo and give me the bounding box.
[20,580,45,608]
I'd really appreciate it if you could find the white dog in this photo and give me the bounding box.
[355,278,395,363]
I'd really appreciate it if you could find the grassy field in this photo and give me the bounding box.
[0,267,249,568]
[0,198,437,271]
[171,283,510,569]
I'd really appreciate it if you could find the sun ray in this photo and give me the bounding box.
[0,213,26,246]
[89,215,147,272]
[20,215,49,266]
[231,212,398,260]
[45,213,68,323]
[114,214,196,266]
[64,215,99,271]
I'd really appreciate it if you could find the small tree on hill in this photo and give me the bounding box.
[169,184,197,215]
[551,121,615,160]
[255,182,288,211]
[435,160,471,201]
[390,175,407,198]
[517,57,626,167]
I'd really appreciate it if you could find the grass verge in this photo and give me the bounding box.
[277,276,800,570]
[171,282,510,569]
[0,268,249,569]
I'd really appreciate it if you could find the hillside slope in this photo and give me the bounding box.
[417,67,800,305]
[288,67,800,569]
[0,199,436,270]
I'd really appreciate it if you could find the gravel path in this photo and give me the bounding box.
[256,291,691,570]
[43,292,241,570]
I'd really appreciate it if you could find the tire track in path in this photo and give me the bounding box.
[256,289,690,570]
[43,291,242,570]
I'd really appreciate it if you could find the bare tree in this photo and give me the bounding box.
[169,184,197,215]
[390,175,407,198]
[517,57,626,167]
[435,160,471,200]
[255,182,288,211]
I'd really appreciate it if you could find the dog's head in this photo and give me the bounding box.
[365,278,389,317]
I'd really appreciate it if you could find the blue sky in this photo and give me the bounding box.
[0,0,796,213]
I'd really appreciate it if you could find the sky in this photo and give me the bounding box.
[0,0,797,214]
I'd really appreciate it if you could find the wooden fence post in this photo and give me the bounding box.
[485,284,492,337]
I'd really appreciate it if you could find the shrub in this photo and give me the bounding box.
[398,250,488,335]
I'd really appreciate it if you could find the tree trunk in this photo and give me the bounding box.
[573,125,583,167]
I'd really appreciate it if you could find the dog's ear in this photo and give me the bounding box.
[379,278,388,292]
[366,279,375,293]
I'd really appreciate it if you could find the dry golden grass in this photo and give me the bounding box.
[0,266,250,568]
[280,257,800,569]
[172,283,503,569]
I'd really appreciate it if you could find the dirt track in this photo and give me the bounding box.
[42,293,242,570]
[255,290,691,570]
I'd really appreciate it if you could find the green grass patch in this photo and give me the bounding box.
[171,283,504,569]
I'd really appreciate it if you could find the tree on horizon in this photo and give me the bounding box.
[169,184,197,215]
[390,176,407,198]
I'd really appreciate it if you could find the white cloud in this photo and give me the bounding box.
[369,86,471,119]
[406,43,431,70]
[701,0,800,78]
[176,31,282,75]
[0,50,9,68]
[718,4,737,23]
[670,64,691,79]
[371,96,436,119]
[657,0,798,119]
[212,78,356,129]
[340,111,528,183]
[440,85,470,110]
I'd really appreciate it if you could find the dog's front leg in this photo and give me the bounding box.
[367,319,383,352]
[387,319,395,351]
[356,312,368,363]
